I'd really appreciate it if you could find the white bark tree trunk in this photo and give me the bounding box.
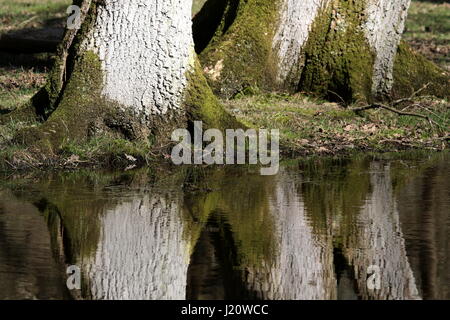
[273,0,411,97]
[198,0,415,100]
[273,0,328,86]
[12,0,235,153]
[86,0,194,118]
[365,0,411,96]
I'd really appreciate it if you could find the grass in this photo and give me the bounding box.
[0,60,47,110]
[0,0,69,35]
[0,0,68,113]
[0,0,449,170]
[224,91,449,156]
[0,119,157,171]
[403,1,450,69]
[192,0,207,16]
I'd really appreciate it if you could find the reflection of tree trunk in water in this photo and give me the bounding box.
[186,212,258,300]
[82,191,191,300]
[186,215,226,300]
[396,159,450,300]
[343,162,420,300]
[417,167,438,299]
[0,190,68,300]
[244,171,336,300]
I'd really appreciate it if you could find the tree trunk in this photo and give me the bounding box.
[194,0,449,101]
[8,0,236,155]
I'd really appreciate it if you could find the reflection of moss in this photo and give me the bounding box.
[387,150,449,194]
[300,157,372,247]
[25,168,185,264]
[182,168,277,268]
[36,197,102,264]
[218,175,276,267]
[183,188,222,254]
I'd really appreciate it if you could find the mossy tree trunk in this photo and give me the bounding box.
[195,0,449,102]
[7,0,235,155]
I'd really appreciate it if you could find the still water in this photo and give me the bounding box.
[0,153,448,300]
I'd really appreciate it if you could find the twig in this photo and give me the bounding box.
[392,83,431,107]
[352,103,439,127]
[15,16,38,29]
[327,90,347,106]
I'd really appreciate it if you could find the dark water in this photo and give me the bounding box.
[0,153,448,300]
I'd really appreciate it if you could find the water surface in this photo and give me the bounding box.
[0,153,448,300]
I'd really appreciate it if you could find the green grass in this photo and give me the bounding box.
[0,0,70,34]
[192,0,207,16]
[405,1,450,42]
[0,62,47,110]
[0,115,157,171]
[404,1,450,69]
[0,0,68,112]
[224,92,449,156]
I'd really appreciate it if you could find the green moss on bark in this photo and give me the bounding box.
[198,0,281,98]
[0,0,101,125]
[185,57,242,130]
[298,0,375,103]
[15,50,105,153]
[392,42,450,100]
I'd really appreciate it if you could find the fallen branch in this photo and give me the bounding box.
[352,103,439,127]
[391,83,431,107]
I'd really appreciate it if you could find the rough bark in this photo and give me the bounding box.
[5,0,236,156]
[195,0,449,101]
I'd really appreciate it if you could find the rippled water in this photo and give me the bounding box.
[0,153,448,300]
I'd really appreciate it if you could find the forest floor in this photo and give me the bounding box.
[224,0,450,156]
[0,0,449,170]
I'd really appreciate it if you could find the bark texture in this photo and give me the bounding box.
[365,0,411,96]
[87,0,192,117]
[33,170,195,300]
[273,0,327,87]
[195,0,448,101]
[6,0,236,155]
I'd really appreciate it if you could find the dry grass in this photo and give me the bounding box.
[224,92,449,156]
[0,0,69,34]
[404,1,450,70]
